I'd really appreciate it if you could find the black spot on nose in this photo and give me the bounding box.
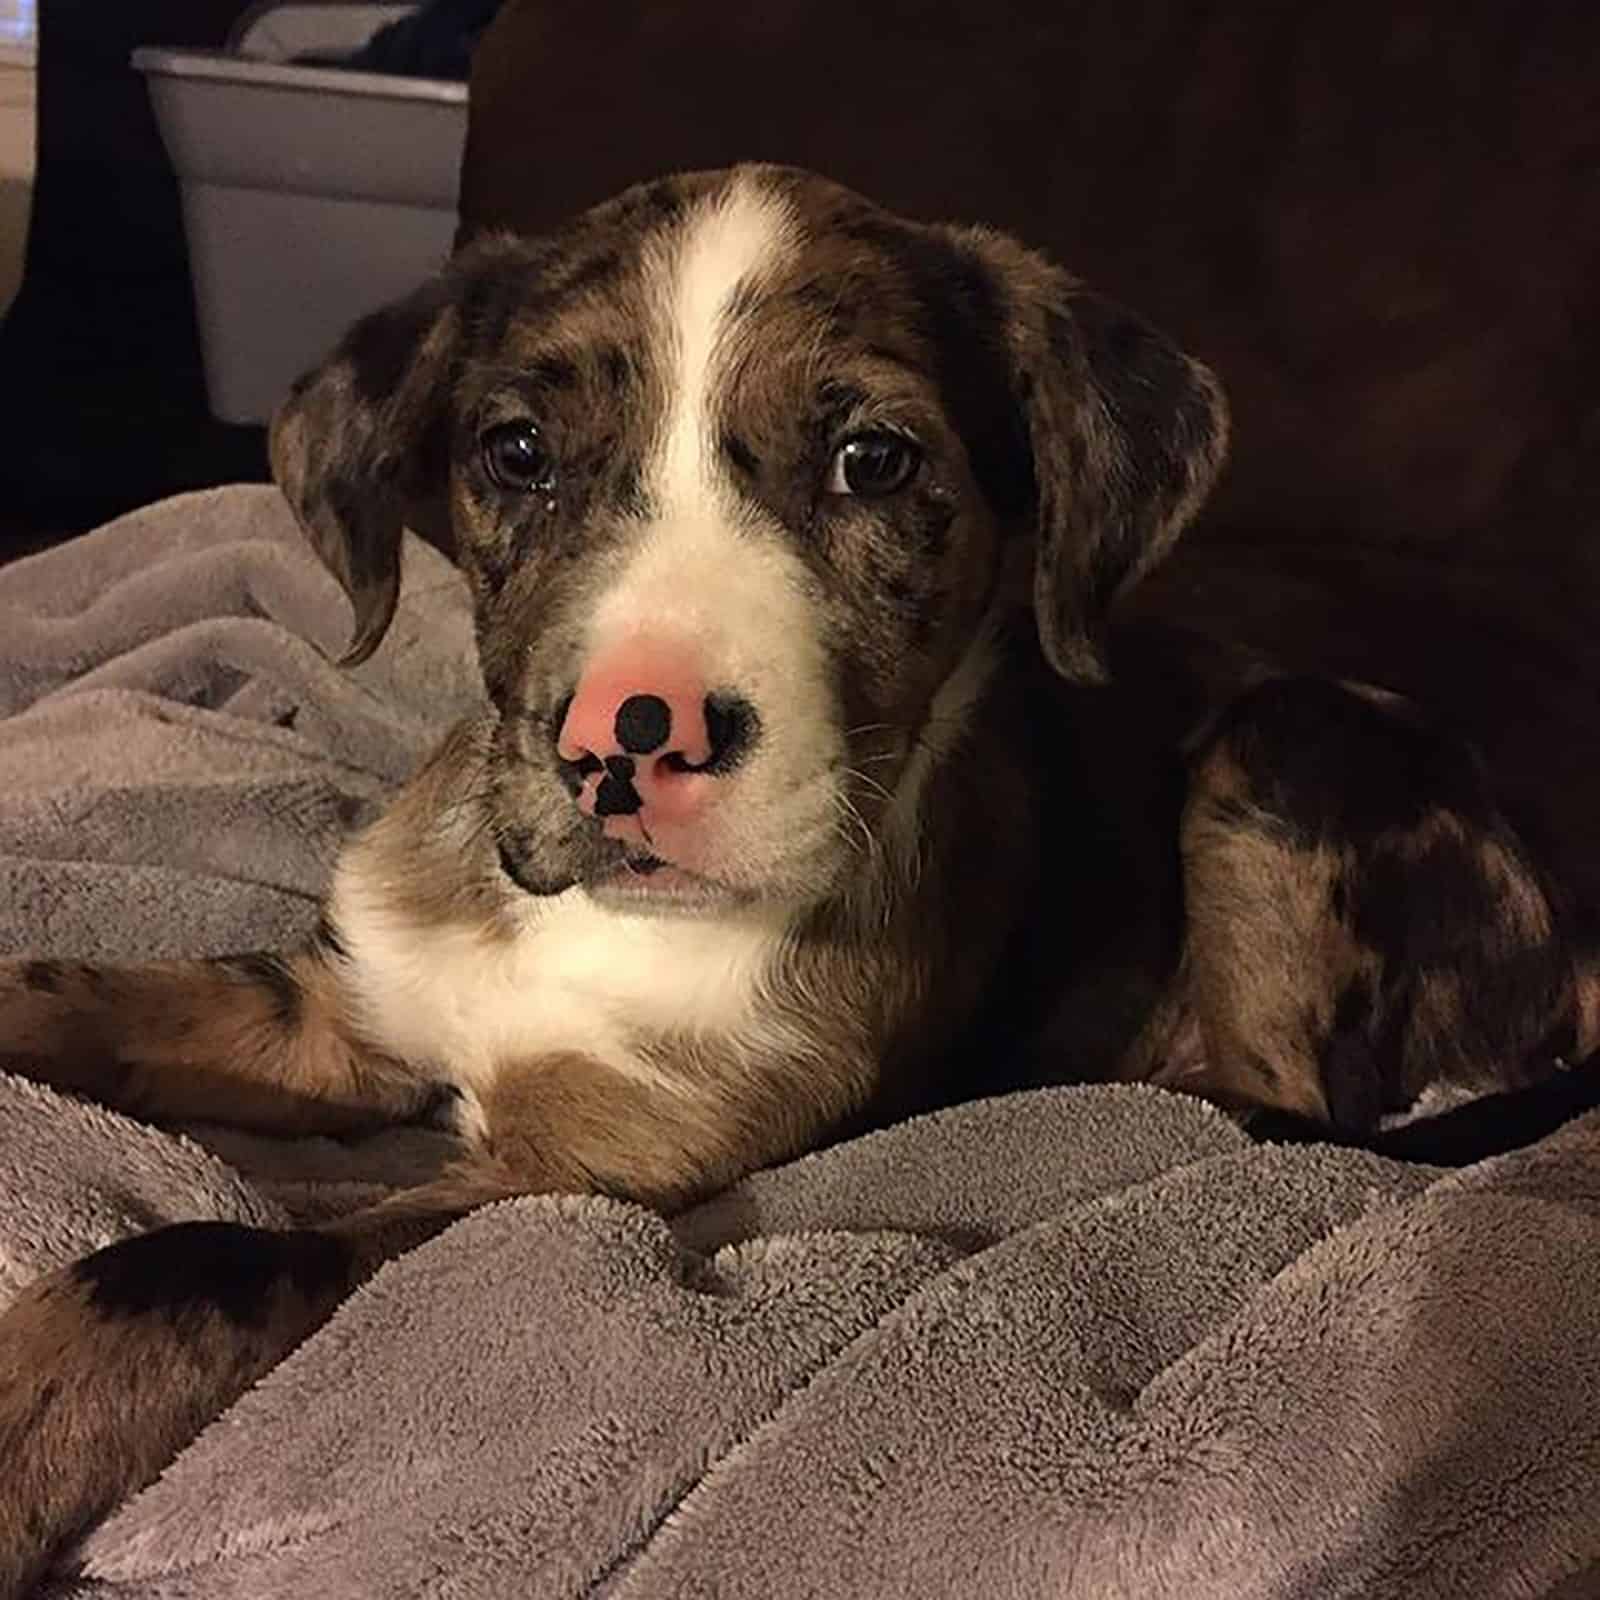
[615,693,671,755]
[595,755,644,816]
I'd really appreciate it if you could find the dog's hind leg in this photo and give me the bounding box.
[0,1156,523,1598]
[1162,673,1587,1138]
[0,931,432,1136]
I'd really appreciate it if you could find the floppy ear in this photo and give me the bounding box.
[966,233,1229,684]
[269,273,462,665]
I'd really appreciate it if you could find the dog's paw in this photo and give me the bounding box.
[0,957,129,1106]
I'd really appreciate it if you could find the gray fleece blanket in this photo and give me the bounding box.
[3,488,1600,1598]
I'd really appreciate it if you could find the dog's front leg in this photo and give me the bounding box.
[0,944,433,1135]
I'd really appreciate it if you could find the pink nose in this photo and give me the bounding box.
[555,642,747,827]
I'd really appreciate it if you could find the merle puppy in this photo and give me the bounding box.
[2,164,1595,1595]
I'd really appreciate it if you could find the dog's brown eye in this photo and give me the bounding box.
[827,431,921,498]
[481,420,556,495]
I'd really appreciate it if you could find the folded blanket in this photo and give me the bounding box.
[0,484,481,962]
[2,489,1598,1598]
[0,486,469,1211]
[6,1069,1598,1600]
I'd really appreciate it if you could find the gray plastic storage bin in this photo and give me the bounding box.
[133,6,467,425]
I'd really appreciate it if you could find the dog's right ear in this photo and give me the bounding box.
[269,273,463,665]
[951,227,1228,686]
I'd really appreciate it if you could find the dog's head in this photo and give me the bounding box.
[272,166,1226,913]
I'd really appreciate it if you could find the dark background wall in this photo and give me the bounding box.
[0,0,267,550]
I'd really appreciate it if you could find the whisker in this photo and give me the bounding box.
[843,766,895,806]
[829,799,869,857]
[829,792,878,864]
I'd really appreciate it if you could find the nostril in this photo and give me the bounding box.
[615,694,672,755]
[707,695,753,764]
[659,693,758,776]
[555,750,601,798]
[705,694,758,771]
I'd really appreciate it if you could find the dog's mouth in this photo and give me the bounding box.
[583,853,750,913]
[494,831,748,912]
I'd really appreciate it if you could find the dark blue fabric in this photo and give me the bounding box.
[296,0,504,81]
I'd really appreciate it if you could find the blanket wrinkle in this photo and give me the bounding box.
[600,1140,1442,1600]
[1,489,1598,1599]
[587,1224,974,1594]
[672,1079,1251,1255]
[75,1199,963,1597]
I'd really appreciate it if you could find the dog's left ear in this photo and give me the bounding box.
[963,231,1229,684]
[269,272,463,665]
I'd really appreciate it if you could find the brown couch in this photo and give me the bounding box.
[461,0,1600,917]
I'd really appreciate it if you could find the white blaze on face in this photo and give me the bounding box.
[653,174,798,516]
[580,174,844,877]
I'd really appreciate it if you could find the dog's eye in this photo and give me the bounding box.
[481,420,556,495]
[827,431,921,498]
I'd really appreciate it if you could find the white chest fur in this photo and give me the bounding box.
[330,868,792,1129]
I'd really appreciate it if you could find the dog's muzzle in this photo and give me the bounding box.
[554,633,758,845]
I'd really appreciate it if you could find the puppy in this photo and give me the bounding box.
[1,164,1594,1594]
